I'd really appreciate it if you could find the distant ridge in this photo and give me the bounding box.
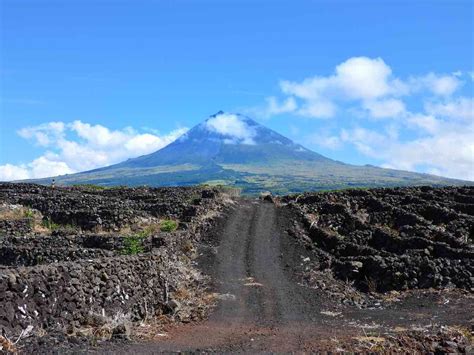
[25,111,471,194]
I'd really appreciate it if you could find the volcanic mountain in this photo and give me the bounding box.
[31,111,468,194]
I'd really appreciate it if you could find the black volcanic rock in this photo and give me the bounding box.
[282,186,474,292]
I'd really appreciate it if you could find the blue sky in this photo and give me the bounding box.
[0,0,473,180]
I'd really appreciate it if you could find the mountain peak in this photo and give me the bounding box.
[110,111,324,168]
[196,112,261,145]
[210,110,226,117]
[204,111,256,126]
[191,111,293,147]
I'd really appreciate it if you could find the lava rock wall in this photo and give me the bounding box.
[0,183,231,339]
[0,183,213,231]
[0,251,188,335]
[283,186,474,292]
[0,219,32,237]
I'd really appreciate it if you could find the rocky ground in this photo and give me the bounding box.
[0,184,473,354]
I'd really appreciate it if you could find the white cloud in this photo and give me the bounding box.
[340,127,388,157]
[205,113,256,144]
[334,57,394,99]
[362,98,406,118]
[70,120,131,148]
[263,97,298,117]
[0,164,30,181]
[341,118,474,180]
[276,56,403,118]
[406,114,441,134]
[28,156,74,178]
[297,101,337,119]
[257,56,464,120]
[392,132,473,180]
[18,121,65,147]
[308,133,342,150]
[339,95,474,180]
[249,56,472,180]
[0,121,188,181]
[410,73,461,96]
[425,97,473,121]
[0,158,74,182]
[281,57,396,102]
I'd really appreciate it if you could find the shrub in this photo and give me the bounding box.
[121,234,145,255]
[160,220,178,232]
[23,208,35,219]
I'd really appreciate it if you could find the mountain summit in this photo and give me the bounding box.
[114,111,331,169]
[31,112,468,194]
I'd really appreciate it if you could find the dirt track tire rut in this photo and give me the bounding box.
[212,199,311,326]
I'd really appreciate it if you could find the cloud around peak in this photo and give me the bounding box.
[205,113,256,145]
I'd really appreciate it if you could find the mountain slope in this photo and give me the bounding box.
[27,112,470,194]
[109,111,332,168]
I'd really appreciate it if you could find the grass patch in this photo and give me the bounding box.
[160,220,178,232]
[23,208,35,219]
[39,218,77,233]
[139,224,161,236]
[41,218,61,231]
[121,234,146,255]
[120,223,163,255]
[73,183,108,190]
[0,204,36,221]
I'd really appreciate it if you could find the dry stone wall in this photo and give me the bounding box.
[0,183,211,232]
[0,252,179,334]
[0,183,230,340]
[282,186,474,292]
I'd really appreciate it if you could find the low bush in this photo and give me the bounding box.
[121,234,145,255]
[23,208,35,219]
[160,220,178,232]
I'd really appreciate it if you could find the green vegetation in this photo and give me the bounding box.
[120,222,177,255]
[309,186,373,194]
[73,183,108,190]
[137,224,161,237]
[121,234,145,255]
[73,183,135,191]
[29,154,470,196]
[41,218,77,233]
[23,208,35,219]
[41,218,61,231]
[160,219,178,232]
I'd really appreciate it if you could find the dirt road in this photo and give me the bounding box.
[104,199,473,353]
